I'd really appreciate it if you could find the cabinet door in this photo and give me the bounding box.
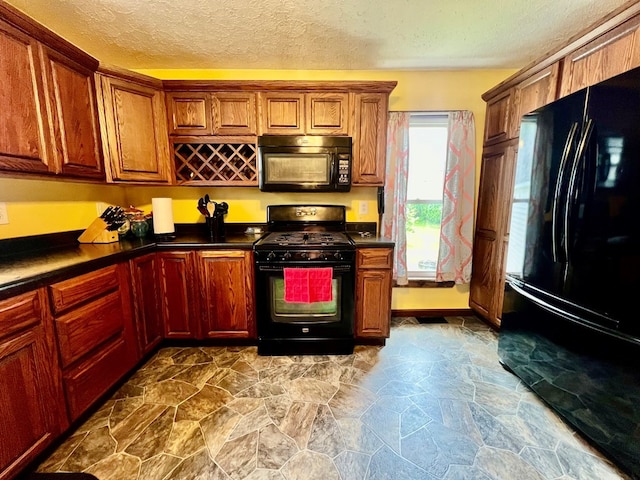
[560,16,640,97]
[213,92,257,135]
[98,74,172,183]
[166,92,212,135]
[40,45,103,179]
[130,253,163,356]
[197,250,256,338]
[0,290,67,480]
[511,63,560,138]
[483,88,515,145]
[158,251,199,338]
[305,93,349,135]
[355,248,393,338]
[351,93,388,186]
[258,92,305,135]
[469,141,517,327]
[0,20,52,174]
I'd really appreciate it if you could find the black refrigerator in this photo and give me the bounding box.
[499,66,640,479]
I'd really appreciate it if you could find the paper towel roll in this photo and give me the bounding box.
[152,198,174,234]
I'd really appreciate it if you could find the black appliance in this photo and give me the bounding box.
[499,66,640,478]
[258,135,352,192]
[254,205,355,355]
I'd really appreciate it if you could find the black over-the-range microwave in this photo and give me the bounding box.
[258,135,352,192]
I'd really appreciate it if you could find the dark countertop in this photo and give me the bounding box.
[348,232,395,247]
[0,223,393,299]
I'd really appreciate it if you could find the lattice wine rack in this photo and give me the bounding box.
[174,141,258,185]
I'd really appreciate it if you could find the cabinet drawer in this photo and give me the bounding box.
[49,265,119,314]
[357,248,393,269]
[63,334,131,421]
[55,290,124,368]
[0,290,42,341]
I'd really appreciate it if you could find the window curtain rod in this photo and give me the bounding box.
[389,110,452,115]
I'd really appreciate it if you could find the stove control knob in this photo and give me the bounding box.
[333,252,343,261]
[282,252,292,260]
[267,252,277,261]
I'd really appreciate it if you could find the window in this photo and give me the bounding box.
[406,113,449,279]
[506,117,537,277]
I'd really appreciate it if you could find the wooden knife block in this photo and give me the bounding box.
[77,217,119,244]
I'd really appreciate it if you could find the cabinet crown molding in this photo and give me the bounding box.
[0,1,98,70]
[163,79,398,93]
[482,0,640,101]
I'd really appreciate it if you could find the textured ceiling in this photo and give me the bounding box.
[5,0,632,70]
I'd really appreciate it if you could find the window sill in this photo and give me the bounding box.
[394,279,455,288]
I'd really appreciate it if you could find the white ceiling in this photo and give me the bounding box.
[5,0,632,70]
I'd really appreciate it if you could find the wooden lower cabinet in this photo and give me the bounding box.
[49,263,137,421]
[197,250,256,338]
[130,253,163,356]
[157,249,256,339]
[355,248,393,338]
[0,289,67,480]
[157,251,200,338]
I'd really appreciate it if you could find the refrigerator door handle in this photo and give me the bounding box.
[552,122,579,263]
[564,119,594,265]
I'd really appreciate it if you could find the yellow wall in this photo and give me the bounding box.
[0,68,516,311]
[0,177,127,239]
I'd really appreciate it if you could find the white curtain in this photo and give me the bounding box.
[436,111,476,284]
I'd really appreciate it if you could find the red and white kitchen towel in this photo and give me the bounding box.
[283,267,333,303]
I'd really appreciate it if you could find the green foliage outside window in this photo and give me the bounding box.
[406,203,443,233]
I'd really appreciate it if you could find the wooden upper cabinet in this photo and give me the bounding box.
[511,63,560,138]
[97,72,172,183]
[166,92,212,135]
[166,91,256,136]
[0,20,51,174]
[213,92,257,135]
[259,92,305,135]
[40,45,103,179]
[483,88,515,145]
[350,92,388,186]
[305,92,349,135]
[259,91,350,135]
[560,15,640,97]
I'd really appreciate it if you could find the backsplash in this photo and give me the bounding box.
[0,178,379,240]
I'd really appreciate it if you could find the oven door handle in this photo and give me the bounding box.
[257,264,353,273]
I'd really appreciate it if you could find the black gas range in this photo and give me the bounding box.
[253,205,355,355]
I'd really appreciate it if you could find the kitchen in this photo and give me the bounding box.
[1,0,639,479]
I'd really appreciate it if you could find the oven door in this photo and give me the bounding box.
[255,262,354,339]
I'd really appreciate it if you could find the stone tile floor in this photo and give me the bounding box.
[35,316,629,479]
